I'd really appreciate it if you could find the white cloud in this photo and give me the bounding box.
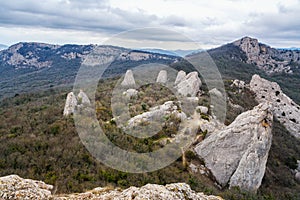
[0,0,299,48]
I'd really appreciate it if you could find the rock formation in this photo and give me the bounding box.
[209,88,223,98]
[0,175,223,200]
[250,74,300,138]
[63,90,91,116]
[54,183,223,200]
[63,92,78,116]
[0,175,53,200]
[231,79,245,89]
[126,101,187,128]
[123,88,138,98]
[77,89,91,105]
[175,71,201,97]
[174,70,186,85]
[195,103,273,192]
[156,70,168,84]
[196,106,208,114]
[121,69,136,87]
[233,37,296,74]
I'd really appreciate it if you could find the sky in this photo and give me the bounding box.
[0,0,300,49]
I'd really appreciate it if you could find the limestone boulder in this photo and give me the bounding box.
[121,70,136,87]
[174,70,186,85]
[195,103,273,192]
[63,92,78,116]
[156,70,168,84]
[176,71,201,97]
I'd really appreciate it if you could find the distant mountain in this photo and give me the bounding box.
[1,37,300,103]
[0,44,7,50]
[184,36,300,104]
[0,42,178,99]
[140,48,202,57]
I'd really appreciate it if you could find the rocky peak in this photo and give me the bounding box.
[195,103,273,192]
[233,37,298,74]
[250,74,300,138]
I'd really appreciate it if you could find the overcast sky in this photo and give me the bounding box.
[0,0,300,49]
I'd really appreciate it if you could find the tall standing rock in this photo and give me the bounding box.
[156,70,168,84]
[250,74,300,138]
[174,70,186,85]
[195,103,273,192]
[63,92,78,116]
[176,71,201,97]
[121,70,136,87]
[78,90,91,105]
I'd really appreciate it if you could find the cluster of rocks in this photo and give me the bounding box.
[121,69,202,98]
[195,103,273,192]
[233,37,298,74]
[249,74,300,138]
[0,175,223,200]
[126,101,187,128]
[63,90,91,116]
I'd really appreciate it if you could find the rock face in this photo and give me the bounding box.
[175,71,201,97]
[126,101,186,128]
[195,103,273,192]
[121,70,136,87]
[233,36,300,74]
[156,70,168,84]
[0,175,53,200]
[63,92,78,116]
[63,90,91,116]
[54,183,223,200]
[250,74,300,138]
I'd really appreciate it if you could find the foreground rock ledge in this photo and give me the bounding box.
[0,175,223,200]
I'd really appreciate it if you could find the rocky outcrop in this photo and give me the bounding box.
[54,183,223,200]
[174,70,186,85]
[175,71,201,97]
[63,92,78,116]
[123,88,138,98]
[0,175,223,200]
[231,79,245,89]
[209,88,223,98]
[156,70,168,84]
[126,101,186,128]
[195,103,273,192]
[121,70,136,87]
[250,74,300,138]
[196,106,208,114]
[77,90,91,105]
[233,36,298,74]
[63,90,91,116]
[0,175,53,200]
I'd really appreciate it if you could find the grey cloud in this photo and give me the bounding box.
[0,0,160,34]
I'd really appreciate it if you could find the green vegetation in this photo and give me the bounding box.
[0,74,299,199]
